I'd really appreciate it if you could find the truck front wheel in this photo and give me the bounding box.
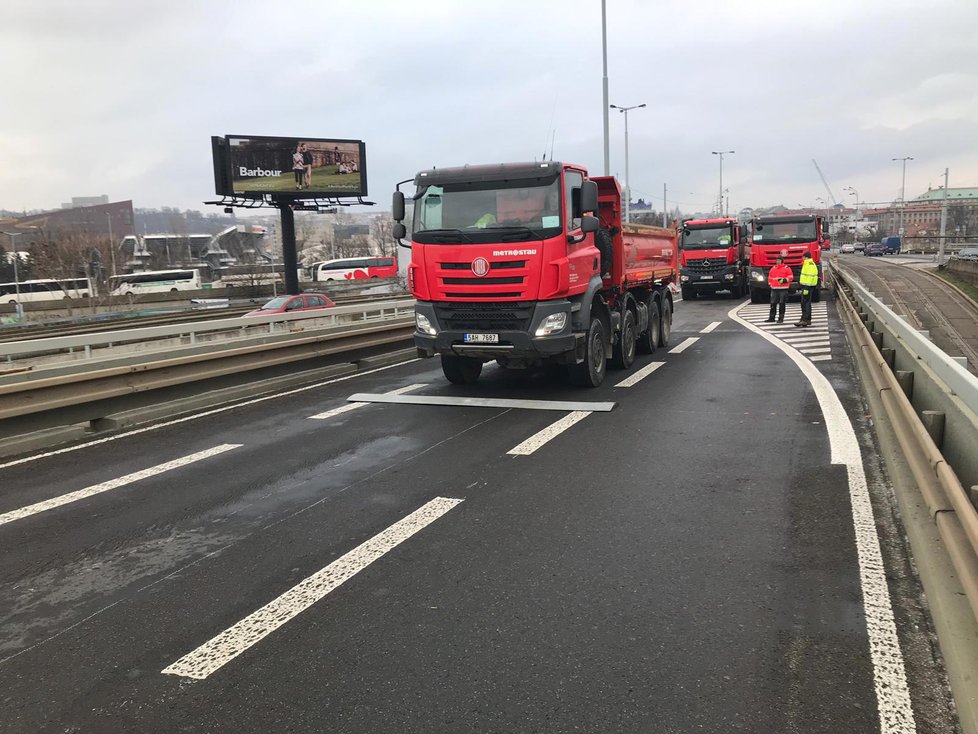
[611,309,636,369]
[441,355,483,385]
[750,287,766,304]
[813,287,821,303]
[681,285,695,301]
[568,317,607,387]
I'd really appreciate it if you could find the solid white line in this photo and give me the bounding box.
[308,384,426,420]
[615,361,665,388]
[0,359,420,471]
[668,337,699,354]
[0,444,241,526]
[507,411,591,455]
[728,304,915,732]
[700,321,722,334]
[162,496,463,680]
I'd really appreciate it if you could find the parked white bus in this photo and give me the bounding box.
[108,269,203,296]
[0,278,94,304]
[311,256,397,282]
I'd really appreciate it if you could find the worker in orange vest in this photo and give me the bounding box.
[766,256,794,323]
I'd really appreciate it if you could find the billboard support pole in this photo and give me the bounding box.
[277,202,300,295]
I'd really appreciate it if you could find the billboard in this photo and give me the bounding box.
[220,135,367,197]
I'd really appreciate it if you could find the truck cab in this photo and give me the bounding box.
[392,161,678,387]
[747,214,825,303]
[678,217,748,300]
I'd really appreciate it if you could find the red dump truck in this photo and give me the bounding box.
[392,161,678,387]
[747,213,826,303]
[678,216,749,300]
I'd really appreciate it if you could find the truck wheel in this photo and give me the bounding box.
[750,287,765,304]
[659,298,672,347]
[611,309,636,369]
[637,298,660,355]
[568,317,606,387]
[441,355,482,385]
[681,285,695,301]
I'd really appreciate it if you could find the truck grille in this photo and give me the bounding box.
[684,259,729,273]
[434,302,534,331]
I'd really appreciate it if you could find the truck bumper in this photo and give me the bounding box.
[680,265,741,291]
[413,300,580,362]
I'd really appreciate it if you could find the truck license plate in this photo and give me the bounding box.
[464,333,499,343]
[699,275,714,280]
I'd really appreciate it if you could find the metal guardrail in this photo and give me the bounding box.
[1,298,415,362]
[832,263,978,625]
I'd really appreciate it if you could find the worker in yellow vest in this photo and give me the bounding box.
[796,252,820,327]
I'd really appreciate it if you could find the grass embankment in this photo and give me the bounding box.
[927,267,978,306]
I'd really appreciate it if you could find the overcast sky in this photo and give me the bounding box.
[2,0,977,216]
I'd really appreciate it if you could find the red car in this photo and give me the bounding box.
[244,292,335,317]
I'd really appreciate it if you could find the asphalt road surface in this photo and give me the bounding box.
[0,291,959,733]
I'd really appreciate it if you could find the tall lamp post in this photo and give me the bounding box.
[892,156,913,237]
[3,231,24,320]
[610,102,645,224]
[106,211,117,276]
[600,0,610,176]
[712,150,734,216]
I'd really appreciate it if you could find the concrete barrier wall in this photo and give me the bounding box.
[946,259,978,285]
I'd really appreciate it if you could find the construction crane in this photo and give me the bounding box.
[812,159,839,206]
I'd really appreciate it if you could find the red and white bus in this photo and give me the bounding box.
[311,256,397,282]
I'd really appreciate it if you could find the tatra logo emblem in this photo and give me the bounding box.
[472,257,490,277]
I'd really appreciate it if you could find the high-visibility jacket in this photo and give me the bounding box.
[800,258,819,286]
[768,264,793,289]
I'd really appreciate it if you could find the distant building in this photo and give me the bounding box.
[61,195,109,209]
[13,200,135,242]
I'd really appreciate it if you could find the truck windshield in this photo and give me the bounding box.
[682,226,733,249]
[752,221,817,244]
[413,177,562,244]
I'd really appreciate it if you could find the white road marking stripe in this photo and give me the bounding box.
[0,444,241,526]
[668,337,699,354]
[809,355,833,362]
[798,347,832,355]
[0,359,421,471]
[700,321,722,334]
[730,304,915,732]
[615,361,665,388]
[162,496,463,680]
[348,394,615,412]
[507,411,591,455]
[309,384,426,420]
[785,341,831,349]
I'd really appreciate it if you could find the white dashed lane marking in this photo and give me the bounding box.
[309,384,426,420]
[668,337,699,354]
[700,321,722,334]
[615,361,665,388]
[163,496,464,680]
[0,444,242,527]
[507,411,592,456]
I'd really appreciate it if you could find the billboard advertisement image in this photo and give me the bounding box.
[226,135,366,197]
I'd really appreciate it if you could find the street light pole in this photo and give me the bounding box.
[610,103,646,224]
[892,156,913,237]
[712,150,734,216]
[3,231,24,320]
[938,168,949,264]
[106,211,116,276]
[601,0,610,176]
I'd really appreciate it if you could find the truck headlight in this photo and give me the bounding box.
[680,275,689,282]
[724,273,735,280]
[535,312,567,336]
[416,313,437,335]
[751,270,766,282]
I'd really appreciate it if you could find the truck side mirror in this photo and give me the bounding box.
[581,216,599,234]
[392,191,405,222]
[393,223,407,239]
[580,181,598,213]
